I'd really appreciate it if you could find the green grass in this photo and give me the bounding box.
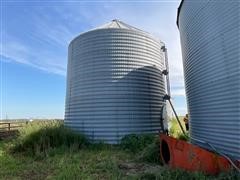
[12,120,88,156]
[120,134,156,153]
[169,118,190,141]
[0,120,238,180]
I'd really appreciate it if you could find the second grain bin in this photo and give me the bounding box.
[177,1,240,159]
[65,20,166,143]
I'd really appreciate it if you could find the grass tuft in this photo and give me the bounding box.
[177,132,190,141]
[120,134,155,153]
[12,121,89,156]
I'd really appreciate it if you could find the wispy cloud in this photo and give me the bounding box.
[33,15,74,47]
[1,37,66,75]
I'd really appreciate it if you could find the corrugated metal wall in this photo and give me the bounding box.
[178,0,240,159]
[65,26,166,143]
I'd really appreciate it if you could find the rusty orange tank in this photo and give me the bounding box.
[159,134,239,175]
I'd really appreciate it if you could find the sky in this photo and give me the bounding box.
[0,0,187,119]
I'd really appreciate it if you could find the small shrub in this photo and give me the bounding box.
[137,137,162,164]
[120,134,155,153]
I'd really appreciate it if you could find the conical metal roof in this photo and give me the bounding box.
[70,19,163,45]
[90,19,146,33]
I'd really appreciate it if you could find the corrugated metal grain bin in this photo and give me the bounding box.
[177,1,240,159]
[65,20,166,143]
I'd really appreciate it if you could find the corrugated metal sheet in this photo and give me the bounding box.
[178,1,240,159]
[65,20,166,143]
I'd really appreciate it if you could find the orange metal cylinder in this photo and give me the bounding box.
[159,134,237,175]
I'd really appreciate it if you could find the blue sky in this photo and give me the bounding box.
[1,0,186,119]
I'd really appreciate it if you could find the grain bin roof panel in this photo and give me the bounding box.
[70,20,163,47]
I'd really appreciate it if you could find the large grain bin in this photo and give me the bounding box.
[65,20,166,143]
[177,1,240,159]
